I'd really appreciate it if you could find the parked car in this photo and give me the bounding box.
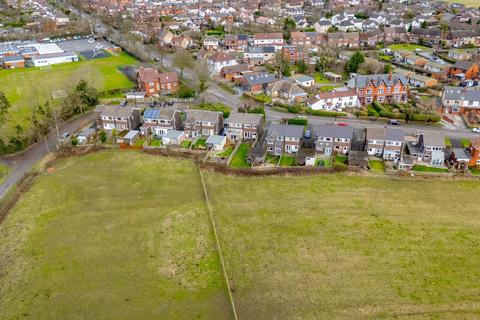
[335,122,348,126]
[388,119,401,126]
[304,130,311,139]
[472,128,480,133]
[60,132,71,140]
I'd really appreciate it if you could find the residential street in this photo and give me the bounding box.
[0,112,96,198]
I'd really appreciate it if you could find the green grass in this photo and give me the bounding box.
[388,44,431,52]
[217,146,234,158]
[254,94,272,103]
[0,162,9,184]
[378,54,393,61]
[445,137,453,147]
[149,139,162,147]
[314,72,331,84]
[230,143,250,168]
[133,137,145,148]
[279,154,296,167]
[316,158,332,167]
[4,152,480,319]
[204,173,480,319]
[193,138,207,148]
[0,152,231,319]
[470,167,480,175]
[413,165,449,173]
[218,83,236,95]
[0,52,138,139]
[369,160,385,172]
[334,155,347,165]
[265,154,279,165]
[180,140,192,149]
[446,0,479,7]
[461,138,471,148]
[319,85,342,92]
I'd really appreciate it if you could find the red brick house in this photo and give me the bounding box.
[282,45,305,63]
[450,61,479,80]
[469,139,480,167]
[137,68,179,96]
[347,73,409,105]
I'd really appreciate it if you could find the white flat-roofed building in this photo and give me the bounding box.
[30,52,78,67]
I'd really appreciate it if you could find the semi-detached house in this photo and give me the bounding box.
[183,110,224,138]
[97,105,141,132]
[366,127,404,160]
[311,124,354,155]
[266,124,304,155]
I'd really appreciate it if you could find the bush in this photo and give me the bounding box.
[287,118,307,126]
[194,103,230,118]
[287,104,303,113]
[355,110,368,117]
[379,111,407,119]
[367,106,379,117]
[410,113,441,122]
[177,85,195,98]
[305,108,348,117]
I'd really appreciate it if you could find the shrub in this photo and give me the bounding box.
[287,118,307,126]
[287,104,303,113]
[305,109,348,117]
[410,113,441,122]
[177,85,195,98]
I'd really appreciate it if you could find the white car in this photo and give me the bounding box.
[472,128,480,133]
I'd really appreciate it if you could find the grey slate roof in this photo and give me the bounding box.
[267,123,304,138]
[185,110,222,123]
[347,73,408,88]
[452,60,476,71]
[422,132,445,147]
[311,124,353,139]
[100,105,137,118]
[443,86,480,101]
[385,128,405,141]
[242,73,276,85]
[226,112,263,125]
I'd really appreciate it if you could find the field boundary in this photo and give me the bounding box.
[198,167,239,320]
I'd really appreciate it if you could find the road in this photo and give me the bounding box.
[0,113,97,198]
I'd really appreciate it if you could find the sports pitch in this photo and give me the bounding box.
[0,52,138,139]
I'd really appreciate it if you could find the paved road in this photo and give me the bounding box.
[0,112,97,199]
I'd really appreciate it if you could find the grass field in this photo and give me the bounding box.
[447,0,479,7]
[2,151,480,319]
[0,152,231,319]
[205,173,480,319]
[0,52,138,138]
[388,44,432,52]
[230,143,250,168]
[369,159,385,172]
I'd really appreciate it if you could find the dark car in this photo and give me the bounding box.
[388,119,401,126]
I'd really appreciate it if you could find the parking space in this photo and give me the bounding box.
[57,38,117,53]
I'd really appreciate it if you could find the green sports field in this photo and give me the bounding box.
[0,52,138,139]
[1,151,480,319]
[447,0,479,7]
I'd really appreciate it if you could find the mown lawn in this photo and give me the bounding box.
[204,173,480,319]
[413,164,449,173]
[279,154,296,166]
[446,0,479,7]
[4,152,480,319]
[388,44,431,52]
[369,160,385,172]
[230,143,250,168]
[0,52,138,139]
[0,151,231,319]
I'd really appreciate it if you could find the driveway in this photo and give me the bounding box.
[0,112,97,199]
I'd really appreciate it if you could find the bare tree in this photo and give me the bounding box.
[194,61,210,92]
[173,49,194,79]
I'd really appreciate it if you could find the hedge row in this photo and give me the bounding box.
[305,109,348,117]
[410,113,441,122]
[287,118,308,126]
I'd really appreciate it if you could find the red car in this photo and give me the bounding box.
[335,122,348,126]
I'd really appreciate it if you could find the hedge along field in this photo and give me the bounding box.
[0,52,138,140]
[0,151,231,320]
[203,173,480,319]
